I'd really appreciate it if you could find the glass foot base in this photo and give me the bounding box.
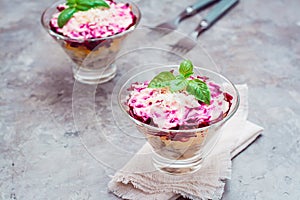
[73,64,117,85]
[152,152,203,175]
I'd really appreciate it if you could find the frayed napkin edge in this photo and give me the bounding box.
[108,151,232,200]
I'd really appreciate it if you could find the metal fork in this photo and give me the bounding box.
[170,0,239,54]
[150,0,219,37]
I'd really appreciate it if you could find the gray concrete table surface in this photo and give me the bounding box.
[1,0,300,199]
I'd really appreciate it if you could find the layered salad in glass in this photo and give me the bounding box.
[46,0,138,65]
[123,60,235,161]
[42,0,140,84]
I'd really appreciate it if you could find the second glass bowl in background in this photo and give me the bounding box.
[41,0,141,84]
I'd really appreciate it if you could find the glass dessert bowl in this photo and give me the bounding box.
[41,0,141,84]
[118,60,240,174]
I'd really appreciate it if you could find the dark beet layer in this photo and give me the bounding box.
[128,92,233,141]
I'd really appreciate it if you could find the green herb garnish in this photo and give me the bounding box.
[57,0,110,28]
[148,60,211,105]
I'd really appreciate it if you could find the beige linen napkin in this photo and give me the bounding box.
[108,84,263,200]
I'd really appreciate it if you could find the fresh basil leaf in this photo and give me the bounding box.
[186,79,211,105]
[77,0,95,7]
[175,74,185,80]
[76,4,91,11]
[94,0,110,8]
[169,79,188,92]
[58,7,77,28]
[66,2,75,6]
[179,60,194,78]
[67,0,76,5]
[148,71,175,88]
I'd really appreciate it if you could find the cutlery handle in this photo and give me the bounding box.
[191,0,238,39]
[180,0,218,19]
[204,0,239,27]
[190,0,219,13]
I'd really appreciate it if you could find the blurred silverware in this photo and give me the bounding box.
[170,0,239,54]
[150,0,219,36]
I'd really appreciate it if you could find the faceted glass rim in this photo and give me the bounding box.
[41,0,142,43]
[118,65,240,133]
